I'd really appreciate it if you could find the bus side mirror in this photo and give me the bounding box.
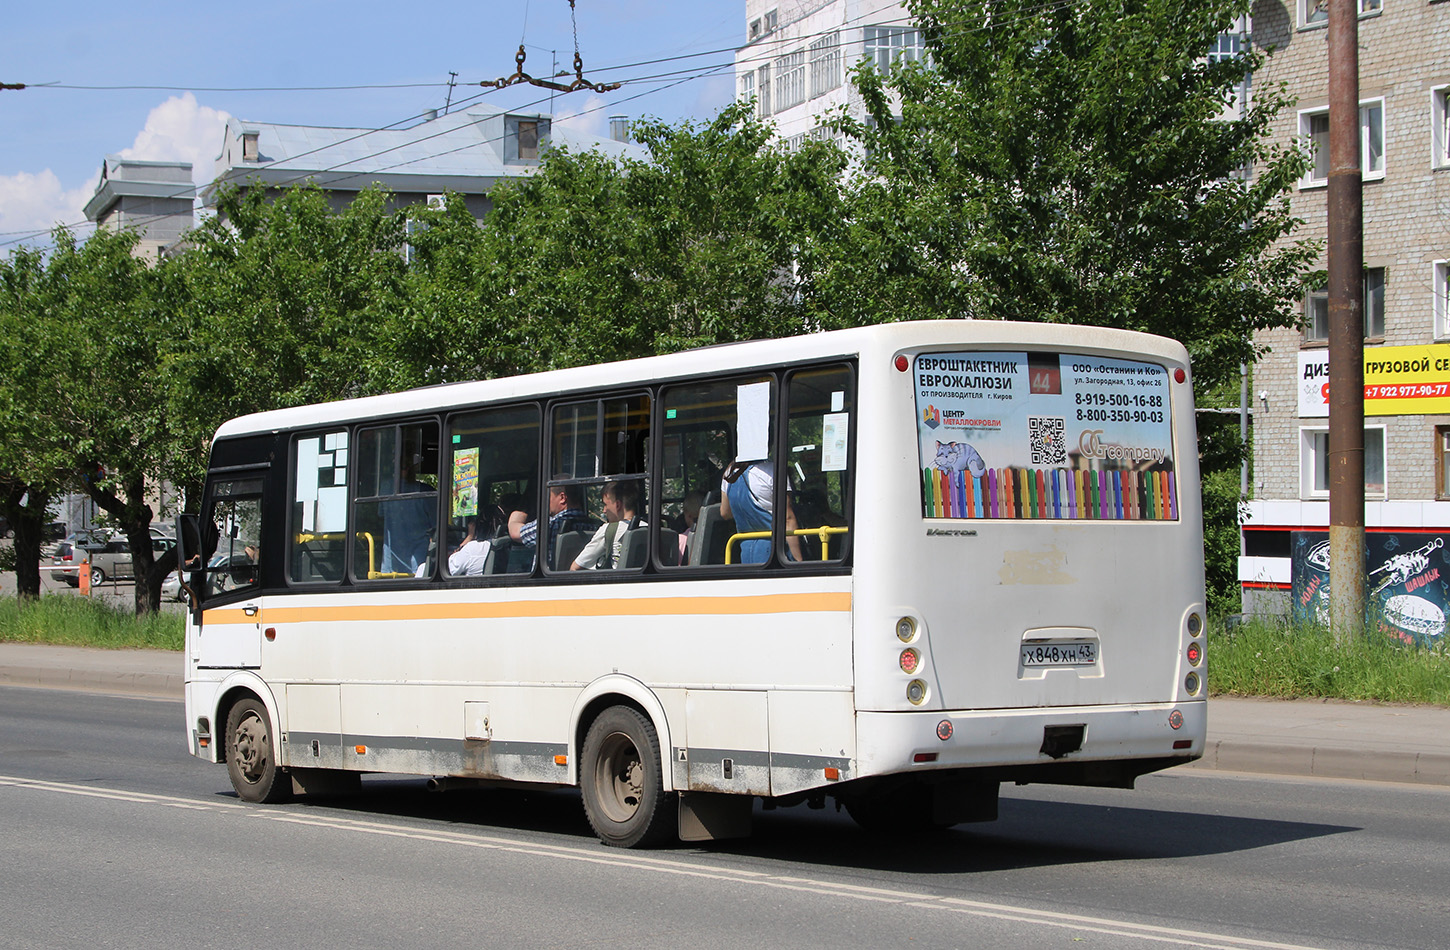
[175,513,202,608]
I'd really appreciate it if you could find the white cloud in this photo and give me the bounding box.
[118,93,231,184]
[0,168,97,238]
[0,94,229,247]
[552,94,611,139]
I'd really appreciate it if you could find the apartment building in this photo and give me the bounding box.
[1240,0,1450,644]
[735,0,920,149]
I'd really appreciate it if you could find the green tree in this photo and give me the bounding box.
[437,104,850,374]
[836,0,1315,383]
[0,246,70,598]
[166,185,410,491]
[832,0,1318,613]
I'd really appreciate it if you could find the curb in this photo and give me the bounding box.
[1187,738,1450,787]
[0,663,183,700]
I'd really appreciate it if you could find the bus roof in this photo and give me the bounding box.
[212,320,1189,440]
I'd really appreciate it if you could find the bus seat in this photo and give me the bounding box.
[554,530,591,571]
[621,526,678,568]
[691,504,735,566]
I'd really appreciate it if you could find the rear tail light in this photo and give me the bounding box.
[899,648,920,674]
[1186,642,1202,666]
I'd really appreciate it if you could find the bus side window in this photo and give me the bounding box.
[290,430,349,584]
[785,364,854,565]
[353,422,439,581]
[445,404,540,578]
[545,394,649,574]
[661,375,775,568]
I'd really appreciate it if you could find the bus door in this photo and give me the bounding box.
[193,477,265,670]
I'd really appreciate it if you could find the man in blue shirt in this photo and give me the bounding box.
[508,479,596,570]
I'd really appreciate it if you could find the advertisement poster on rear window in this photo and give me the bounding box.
[1291,531,1450,647]
[913,351,1177,520]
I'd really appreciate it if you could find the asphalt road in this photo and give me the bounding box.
[2,686,1447,950]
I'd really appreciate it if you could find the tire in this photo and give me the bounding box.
[579,706,675,848]
[90,567,105,587]
[225,697,292,804]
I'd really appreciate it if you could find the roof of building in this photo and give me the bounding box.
[82,155,195,222]
[203,104,647,206]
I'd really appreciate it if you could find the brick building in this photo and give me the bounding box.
[1239,0,1450,639]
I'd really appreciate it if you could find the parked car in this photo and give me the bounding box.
[84,535,178,586]
[48,541,83,584]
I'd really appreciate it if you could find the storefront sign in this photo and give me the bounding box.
[1298,344,1450,417]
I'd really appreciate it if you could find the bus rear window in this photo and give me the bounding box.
[913,351,1177,520]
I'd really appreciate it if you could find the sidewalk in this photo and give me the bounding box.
[2,642,1449,787]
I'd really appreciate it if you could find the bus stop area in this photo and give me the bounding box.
[1,640,1447,788]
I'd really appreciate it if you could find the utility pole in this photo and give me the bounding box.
[1327,0,1365,643]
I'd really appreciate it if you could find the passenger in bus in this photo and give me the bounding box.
[508,478,595,569]
[720,460,803,564]
[381,454,434,575]
[571,479,643,570]
[447,516,492,576]
[676,490,705,564]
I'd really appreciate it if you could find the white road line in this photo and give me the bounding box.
[1,774,1337,950]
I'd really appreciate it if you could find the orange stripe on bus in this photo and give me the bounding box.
[202,591,852,626]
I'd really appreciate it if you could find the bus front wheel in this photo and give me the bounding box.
[580,706,675,848]
[225,697,292,804]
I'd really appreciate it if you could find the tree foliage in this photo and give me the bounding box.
[834,0,1317,395]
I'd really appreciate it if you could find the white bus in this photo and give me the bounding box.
[178,320,1206,847]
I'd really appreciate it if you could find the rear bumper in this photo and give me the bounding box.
[857,700,1206,779]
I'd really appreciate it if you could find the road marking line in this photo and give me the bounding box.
[1,774,1336,950]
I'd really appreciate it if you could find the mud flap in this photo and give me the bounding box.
[678,791,753,842]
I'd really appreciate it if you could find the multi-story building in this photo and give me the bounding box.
[204,104,644,224]
[735,0,920,149]
[82,156,195,261]
[1239,0,1450,643]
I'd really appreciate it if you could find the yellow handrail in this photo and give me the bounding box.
[724,525,851,565]
[353,530,412,580]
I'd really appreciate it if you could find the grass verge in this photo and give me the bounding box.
[1209,616,1450,706]
[0,595,184,651]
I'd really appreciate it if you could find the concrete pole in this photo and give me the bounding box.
[1327,0,1365,642]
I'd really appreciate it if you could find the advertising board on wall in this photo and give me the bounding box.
[1291,530,1450,646]
[1297,343,1450,417]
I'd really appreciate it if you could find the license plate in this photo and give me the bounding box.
[1021,640,1098,667]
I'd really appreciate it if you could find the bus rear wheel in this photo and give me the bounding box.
[225,697,292,804]
[580,706,675,848]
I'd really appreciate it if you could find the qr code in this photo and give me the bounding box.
[1029,416,1067,466]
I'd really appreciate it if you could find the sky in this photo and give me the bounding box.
[0,0,742,249]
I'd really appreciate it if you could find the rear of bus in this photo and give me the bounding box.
[848,322,1205,822]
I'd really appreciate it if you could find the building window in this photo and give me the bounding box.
[518,121,539,161]
[809,32,842,99]
[738,70,755,106]
[864,26,925,75]
[1207,27,1252,118]
[757,65,771,118]
[1365,267,1385,338]
[774,49,807,113]
[1299,100,1385,186]
[1303,268,1386,342]
[1433,87,1450,169]
[1305,286,1329,342]
[1438,427,1450,500]
[1436,261,1450,339]
[1301,426,1385,499]
[1300,0,1380,27]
